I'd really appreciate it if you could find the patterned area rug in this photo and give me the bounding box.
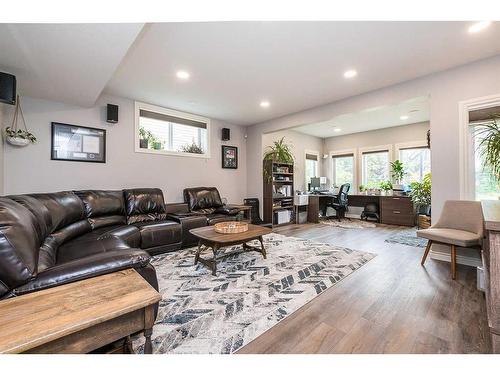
[132,233,375,354]
[385,227,427,248]
[319,218,377,229]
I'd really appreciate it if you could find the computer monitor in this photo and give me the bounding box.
[310,177,320,191]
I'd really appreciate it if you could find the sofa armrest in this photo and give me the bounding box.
[11,248,152,297]
[215,206,241,215]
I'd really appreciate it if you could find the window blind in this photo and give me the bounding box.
[139,109,207,129]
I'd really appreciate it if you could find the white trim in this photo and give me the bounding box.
[358,144,393,186]
[394,140,428,157]
[458,93,500,199]
[304,149,320,187]
[430,250,482,268]
[134,101,211,159]
[329,148,358,193]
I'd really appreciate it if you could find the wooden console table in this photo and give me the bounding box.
[481,200,500,353]
[0,269,161,354]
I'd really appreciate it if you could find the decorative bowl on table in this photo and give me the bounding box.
[214,221,248,234]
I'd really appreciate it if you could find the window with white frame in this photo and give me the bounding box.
[135,102,209,157]
[362,150,389,187]
[332,154,354,188]
[399,147,431,185]
[305,153,319,187]
[468,105,500,200]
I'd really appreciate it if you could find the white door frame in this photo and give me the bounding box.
[458,93,500,200]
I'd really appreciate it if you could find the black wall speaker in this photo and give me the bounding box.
[0,72,16,105]
[222,127,230,141]
[106,104,119,123]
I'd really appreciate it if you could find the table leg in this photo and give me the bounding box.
[143,305,155,354]
[258,236,267,259]
[211,244,219,276]
[194,240,203,265]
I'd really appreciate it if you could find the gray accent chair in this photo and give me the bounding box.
[417,200,483,280]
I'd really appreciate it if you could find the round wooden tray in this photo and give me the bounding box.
[214,221,249,234]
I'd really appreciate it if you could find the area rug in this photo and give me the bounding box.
[132,233,376,354]
[319,217,377,229]
[385,227,427,248]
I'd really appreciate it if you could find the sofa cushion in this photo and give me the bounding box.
[132,220,182,249]
[75,190,127,229]
[124,188,167,224]
[8,195,52,243]
[57,236,131,264]
[184,187,223,212]
[205,213,238,225]
[29,191,86,232]
[0,198,40,296]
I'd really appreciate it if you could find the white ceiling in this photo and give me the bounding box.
[1,22,500,125]
[0,23,143,107]
[292,96,430,138]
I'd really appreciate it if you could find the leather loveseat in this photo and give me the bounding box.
[0,188,184,300]
[182,187,240,225]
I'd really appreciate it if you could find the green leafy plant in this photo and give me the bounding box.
[474,113,500,183]
[410,173,431,213]
[263,137,294,182]
[358,184,365,193]
[5,127,37,143]
[390,159,405,184]
[181,142,204,154]
[379,180,393,191]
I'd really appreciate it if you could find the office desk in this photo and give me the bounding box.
[306,193,414,226]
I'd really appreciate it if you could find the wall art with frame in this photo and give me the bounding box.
[51,122,106,163]
[221,145,238,169]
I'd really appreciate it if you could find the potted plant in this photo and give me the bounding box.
[474,113,500,188]
[4,95,37,147]
[390,160,406,191]
[379,180,393,195]
[409,173,431,216]
[359,184,365,194]
[139,127,152,149]
[181,142,204,154]
[263,137,294,182]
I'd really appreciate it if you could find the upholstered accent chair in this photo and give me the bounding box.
[417,200,484,280]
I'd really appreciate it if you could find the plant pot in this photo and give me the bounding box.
[139,138,149,149]
[418,214,431,229]
[6,136,30,147]
[392,184,404,191]
[153,142,162,150]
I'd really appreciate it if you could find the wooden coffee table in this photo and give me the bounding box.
[0,269,161,354]
[190,224,272,275]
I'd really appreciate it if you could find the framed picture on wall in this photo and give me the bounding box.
[222,145,238,169]
[51,122,106,163]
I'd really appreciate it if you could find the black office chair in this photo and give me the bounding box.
[327,183,350,221]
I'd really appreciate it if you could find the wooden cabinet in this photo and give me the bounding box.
[263,160,295,227]
[380,196,414,226]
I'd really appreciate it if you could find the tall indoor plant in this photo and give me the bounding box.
[410,173,431,215]
[474,113,500,185]
[263,137,294,182]
[390,159,405,191]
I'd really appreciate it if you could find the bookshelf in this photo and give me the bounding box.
[263,160,295,227]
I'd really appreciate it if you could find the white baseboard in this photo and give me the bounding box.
[429,250,482,267]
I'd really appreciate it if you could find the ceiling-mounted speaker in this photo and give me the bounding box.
[222,128,230,141]
[0,72,16,105]
[106,104,119,123]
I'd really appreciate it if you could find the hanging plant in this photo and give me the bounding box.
[4,95,37,147]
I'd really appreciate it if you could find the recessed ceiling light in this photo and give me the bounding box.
[343,69,357,79]
[260,101,270,108]
[333,128,342,133]
[176,70,190,80]
[468,21,492,34]
[400,115,409,120]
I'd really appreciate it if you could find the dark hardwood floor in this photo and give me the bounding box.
[237,223,491,354]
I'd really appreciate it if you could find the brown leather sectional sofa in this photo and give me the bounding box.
[0,187,240,300]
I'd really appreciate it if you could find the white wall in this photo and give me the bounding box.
[246,55,500,222]
[262,129,323,191]
[2,95,247,204]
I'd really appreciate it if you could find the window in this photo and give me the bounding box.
[135,102,210,157]
[305,153,319,187]
[472,123,500,200]
[362,150,389,187]
[399,147,431,185]
[332,154,354,188]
